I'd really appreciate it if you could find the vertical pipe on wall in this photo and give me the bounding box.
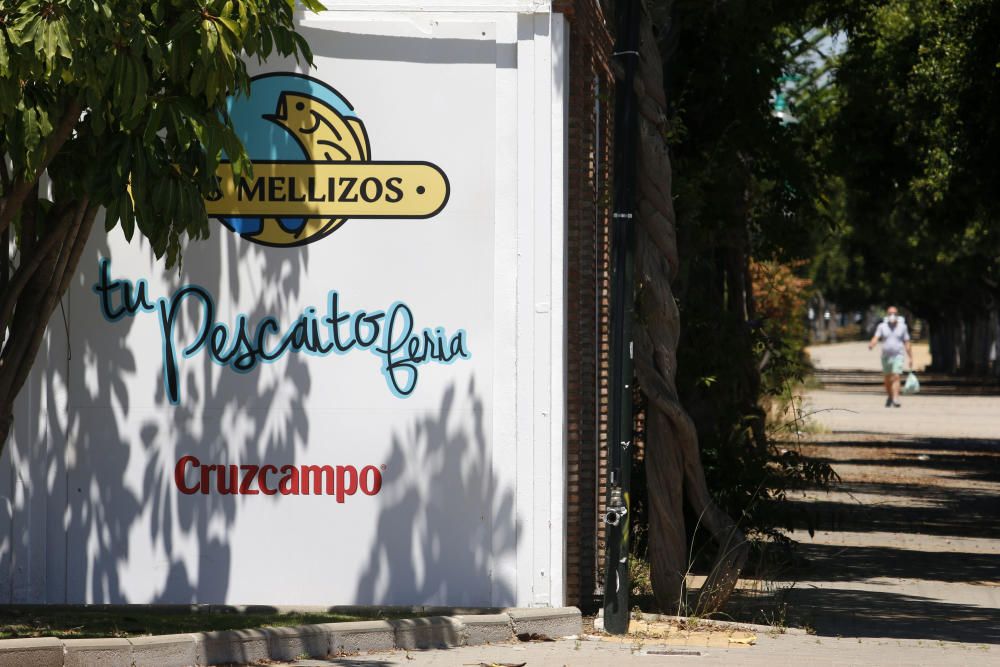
[602,0,641,635]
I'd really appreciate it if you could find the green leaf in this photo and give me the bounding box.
[105,199,120,232]
[0,31,9,72]
[300,0,327,12]
[122,195,135,241]
[0,0,320,278]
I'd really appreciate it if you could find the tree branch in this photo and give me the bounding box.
[0,155,10,193]
[0,197,87,401]
[8,202,97,399]
[0,207,75,338]
[20,183,39,259]
[0,99,83,239]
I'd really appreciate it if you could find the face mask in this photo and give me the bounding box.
[888,314,898,324]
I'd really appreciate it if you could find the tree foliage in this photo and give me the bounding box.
[655,0,836,539]
[634,0,1000,605]
[811,0,1000,371]
[0,0,323,445]
[657,0,1000,539]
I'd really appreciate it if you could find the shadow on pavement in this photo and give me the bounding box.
[782,587,1000,644]
[776,543,1000,584]
[807,436,1000,454]
[776,435,1000,539]
[746,429,1000,644]
[779,488,1000,539]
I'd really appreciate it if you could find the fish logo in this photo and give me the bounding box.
[266,92,370,162]
[209,73,450,247]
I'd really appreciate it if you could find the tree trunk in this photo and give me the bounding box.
[0,102,90,453]
[930,314,961,374]
[630,4,748,614]
[0,199,98,454]
[991,305,1000,377]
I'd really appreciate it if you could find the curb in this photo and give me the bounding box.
[0,607,581,666]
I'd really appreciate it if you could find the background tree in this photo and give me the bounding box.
[816,0,1000,374]
[634,0,1000,615]
[621,0,842,616]
[651,0,835,548]
[0,0,324,449]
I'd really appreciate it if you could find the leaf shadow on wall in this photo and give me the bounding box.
[140,232,312,604]
[0,226,310,604]
[355,379,517,607]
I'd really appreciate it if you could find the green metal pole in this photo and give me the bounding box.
[603,0,641,636]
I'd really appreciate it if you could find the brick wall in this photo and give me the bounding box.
[556,0,615,609]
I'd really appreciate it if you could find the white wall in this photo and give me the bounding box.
[0,3,567,608]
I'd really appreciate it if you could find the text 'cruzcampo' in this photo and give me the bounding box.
[93,259,471,404]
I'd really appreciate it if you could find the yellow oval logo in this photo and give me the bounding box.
[212,73,450,247]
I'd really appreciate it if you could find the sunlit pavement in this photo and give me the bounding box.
[272,632,994,666]
[775,341,1000,649]
[807,340,933,373]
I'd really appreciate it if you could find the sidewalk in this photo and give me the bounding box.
[774,342,1000,651]
[271,632,994,666]
[806,340,932,372]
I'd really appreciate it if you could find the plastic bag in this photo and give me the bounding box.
[903,372,920,395]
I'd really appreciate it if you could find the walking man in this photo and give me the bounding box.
[868,306,913,407]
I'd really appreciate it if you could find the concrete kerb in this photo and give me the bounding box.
[0,637,63,667]
[63,638,133,667]
[390,616,463,650]
[0,607,581,665]
[130,634,199,667]
[195,628,270,665]
[508,607,583,639]
[455,612,514,645]
[266,623,339,661]
[325,620,395,654]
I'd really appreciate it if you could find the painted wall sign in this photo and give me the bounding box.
[173,455,384,501]
[93,258,471,404]
[2,8,567,611]
[93,73,469,405]
[209,73,451,247]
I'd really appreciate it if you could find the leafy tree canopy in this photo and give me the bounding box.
[0,0,323,442]
[1,0,323,264]
[815,0,1000,316]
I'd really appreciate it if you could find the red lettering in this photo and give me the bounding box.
[360,465,382,496]
[216,465,238,495]
[259,464,278,495]
[302,465,335,495]
[201,464,215,495]
[239,465,260,495]
[279,465,299,495]
[336,465,358,503]
[174,461,381,498]
[174,456,200,495]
